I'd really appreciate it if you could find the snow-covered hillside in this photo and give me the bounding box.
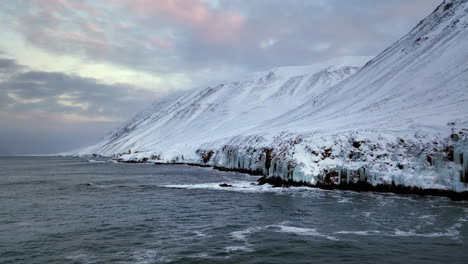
[78,0,468,193]
[79,57,367,156]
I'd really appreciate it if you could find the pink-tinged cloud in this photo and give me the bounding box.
[81,22,104,34]
[30,0,99,16]
[148,36,175,49]
[111,0,245,44]
[69,1,100,16]
[62,30,107,46]
[28,28,110,55]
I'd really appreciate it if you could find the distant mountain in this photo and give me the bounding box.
[77,0,468,193]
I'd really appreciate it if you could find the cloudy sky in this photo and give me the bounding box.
[0,0,442,155]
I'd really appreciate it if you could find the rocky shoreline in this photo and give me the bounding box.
[115,160,468,200]
[256,175,468,201]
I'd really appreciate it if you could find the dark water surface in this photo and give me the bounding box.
[0,157,467,264]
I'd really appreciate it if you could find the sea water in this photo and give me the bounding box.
[0,156,467,263]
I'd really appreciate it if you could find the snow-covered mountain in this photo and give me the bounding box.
[78,0,468,193]
[79,57,367,156]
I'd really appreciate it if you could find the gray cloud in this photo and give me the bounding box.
[0,58,24,74]
[0,54,160,154]
[0,55,157,121]
[0,122,119,155]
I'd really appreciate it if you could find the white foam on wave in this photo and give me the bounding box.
[334,229,458,238]
[162,181,282,193]
[160,181,322,197]
[228,223,338,254]
[335,230,382,236]
[337,198,351,203]
[87,159,106,163]
[417,215,436,227]
[225,245,254,253]
[187,252,212,259]
[335,223,462,239]
[66,253,98,263]
[230,223,338,242]
[87,159,118,164]
[193,230,209,238]
[231,227,263,241]
[131,250,168,264]
[429,205,458,208]
[228,227,262,254]
[392,229,458,238]
[267,225,339,241]
[335,209,467,240]
[228,213,466,251]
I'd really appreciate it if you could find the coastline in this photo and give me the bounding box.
[115,160,468,201]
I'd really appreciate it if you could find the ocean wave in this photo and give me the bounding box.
[87,159,118,164]
[230,223,338,242]
[231,227,263,241]
[334,230,382,236]
[160,182,323,197]
[225,245,254,253]
[335,225,462,239]
[266,225,339,241]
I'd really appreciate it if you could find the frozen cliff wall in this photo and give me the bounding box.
[196,0,468,192]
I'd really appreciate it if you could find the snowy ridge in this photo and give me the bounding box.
[78,59,365,156]
[77,0,468,193]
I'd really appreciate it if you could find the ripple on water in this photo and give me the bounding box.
[66,253,98,264]
[131,250,166,264]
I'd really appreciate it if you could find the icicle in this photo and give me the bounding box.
[359,167,367,182]
[463,151,468,184]
[454,148,462,164]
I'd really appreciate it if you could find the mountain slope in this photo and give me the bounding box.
[78,0,468,193]
[266,0,468,136]
[80,57,366,156]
